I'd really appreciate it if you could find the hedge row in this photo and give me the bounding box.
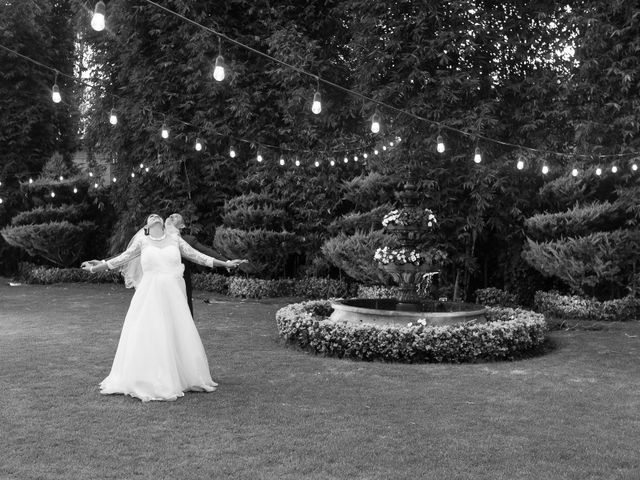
[275,300,547,363]
[17,262,121,285]
[534,291,640,321]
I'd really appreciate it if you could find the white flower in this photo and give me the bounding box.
[407,322,413,327]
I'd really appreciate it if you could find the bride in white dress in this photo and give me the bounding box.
[81,214,245,402]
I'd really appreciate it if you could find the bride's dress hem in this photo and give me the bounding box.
[99,380,218,403]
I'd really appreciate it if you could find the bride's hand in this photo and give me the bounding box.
[81,260,101,271]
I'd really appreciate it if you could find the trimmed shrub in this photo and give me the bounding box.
[191,272,229,294]
[17,262,121,284]
[276,301,547,363]
[534,291,640,321]
[2,221,96,266]
[475,287,518,307]
[11,204,88,226]
[321,230,394,285]
[292,277,355,299]
[222,193,289,230]
[213,227,299,279]
[524,201,627,242]
[228,276,291,298]
[327,204,393,236]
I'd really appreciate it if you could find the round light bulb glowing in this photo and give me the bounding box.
[229,147,236,158]
[161,125,169,139]
[314,161,319,167]
[139,163,144,169]
[295,159,300,166]
[52,84,61,103]
[374,149,379,155]
[109,109,117,125]
[112,177,117,183]
[145,167,149,172]
[50,191,55,198]
[29,177,33,183]
[370,113,380,134]
[344,156,348,163]
[257,153,263,162]
[363,153,368,159]
[311,91,321,114]
[88,172,93,177]
[0,198,3,204]
[436,135,445,153]
[611,165,618,173]
[473,147,482,163]
[94,182,98,188]
[330,160,335,166]
[633,164,638,171]
[59,175,64,181]
[542,165,549,175]
[382,145,387,151]
[195,139,203,151]
[131,172,135,178]
[213,55,225,81]
[516,160,524,170]
[596,167,602,176]
[279,158,285,166]
[91,1,106,31]
[73,187,78,193]
[354,155,358,162]
[571,168,578,177]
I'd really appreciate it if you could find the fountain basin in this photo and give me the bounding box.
[330,298,486,327]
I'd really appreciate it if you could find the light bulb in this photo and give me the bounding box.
[596,167,602,176]
[473,147,482,163]
[195,138,203,151]
[330,160,335,166]
[29,177,33,183]
[396,136,402,143]
[571,168,578,177]
[109,108,117,125]
[354,155,358,162]
[542,165,549,175]
[516,160,524,170]
[633,164,638,171]
[52,84,61,103]
[314,160,319,167]
[371,113,380,134]
[363,153,368,159]
[311,91,322,114]
[257,153,263,162]
[50,191,55,198]
[139,163,144,169]
[73,187,78,194]
[161,124,169,139]
[59,175,64,181]
[94,182,99,188]
[389,141,394,147]
[112,177,117,182]
[344,156,348,163]
[131,172,135,178]
[88,172,93,177]
[436,135,445,153]
[145,167,150,172]
[295,159,300,166]
[0,198,3,204]
[229,146,236,158]
[382,145,387,151]
[91,1,106,31]
[213,55,225,81]
[612,165,618,173]
[279,157,285,166]
[374,149,379,155]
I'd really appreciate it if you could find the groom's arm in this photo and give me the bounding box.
[182,234,228,262]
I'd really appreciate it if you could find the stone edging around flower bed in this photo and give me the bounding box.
[275,300,548,363]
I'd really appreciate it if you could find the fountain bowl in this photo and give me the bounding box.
[329,298,486,327]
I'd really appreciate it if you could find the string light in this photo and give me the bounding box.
[145,167,150,172]
[311,77,322,114]
[161,123,169,139]
[112,177,117,183]
[389,141,394,147]
[314,160,319,167]
[374,149,379,155]
[194,138,203,151]
[571,168,578,177]
[633,163,638,171]
[354,155,358,162]
[213,37,225,81]
[363,153,368,159]
[0,198,3,204]
[596,167,602,176]
[91,1,106,32]
[109,108,118,125]
[473,147,482,164]
[611,165,618,173]
[256,152,263,162]
[382,145,387,151]
[436,135,445,153]
[229,146,236,158]
[50,191,55,198]
[139,163,144,169]
[330,159,335,166]
[59,175,64,181]
[516,159,524,170]
[371,112,381,134]
[88,172,94,177]
[542,165,549,175]
[295,159,300,167]
[131,172,135,178]
[343,156,348,163]
[279,157,285,166]
[52,72,61,103]
[29,177,33,183]
[94,182,99,188]
[73,186,78,193]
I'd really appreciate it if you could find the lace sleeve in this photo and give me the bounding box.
[106,236,143,270]
[179,237,215,268]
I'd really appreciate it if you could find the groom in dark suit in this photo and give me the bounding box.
[165,213,227,317]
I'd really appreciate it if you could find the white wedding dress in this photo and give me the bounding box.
[100,232,218,402]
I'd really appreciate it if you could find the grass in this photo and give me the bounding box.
[1,280,640,480]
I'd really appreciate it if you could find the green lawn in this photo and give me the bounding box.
[1,280,639,480]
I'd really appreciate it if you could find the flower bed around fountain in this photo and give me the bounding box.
[276,300,548,363]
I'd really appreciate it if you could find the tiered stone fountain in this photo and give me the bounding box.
[330,181,486,327]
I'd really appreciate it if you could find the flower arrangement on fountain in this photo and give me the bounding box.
[382,207,437,228]
[374,246,447,267]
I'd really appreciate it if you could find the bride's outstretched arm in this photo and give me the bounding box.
[81,237,143,273]
[178,237,246,269]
